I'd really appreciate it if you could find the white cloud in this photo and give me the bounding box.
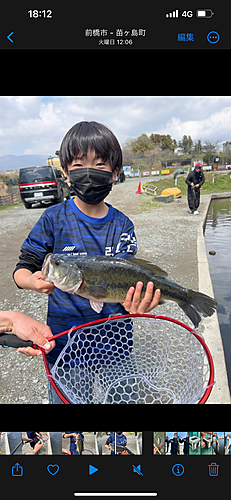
[160,105,231,144]
[0,96,231,156]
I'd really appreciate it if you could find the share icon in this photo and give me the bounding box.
[132,464,143,476]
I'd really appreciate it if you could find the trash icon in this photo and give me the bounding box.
[208,463,219,476]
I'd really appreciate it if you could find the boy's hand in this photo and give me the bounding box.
[26,271,55,294]
[122,282,161,314]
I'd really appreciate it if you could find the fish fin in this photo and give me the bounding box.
[90,300,104,313]
[130,258,168,277]
[178,302,201,328]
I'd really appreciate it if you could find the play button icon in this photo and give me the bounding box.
[89,465,98,476]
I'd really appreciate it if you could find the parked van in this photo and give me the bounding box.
[19,165,70,209]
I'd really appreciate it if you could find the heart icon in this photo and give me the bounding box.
[47,464,60,476]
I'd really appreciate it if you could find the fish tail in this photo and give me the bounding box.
[178,302,201,328]
[178,290,218,328]
[189,290,218,317]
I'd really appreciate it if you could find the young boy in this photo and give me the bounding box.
[105,431,127,455]
[63,432,84,455]
[13,121,160,403]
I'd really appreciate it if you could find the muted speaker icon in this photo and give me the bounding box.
[132,464,143,476]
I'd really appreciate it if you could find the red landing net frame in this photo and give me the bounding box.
[40,314,215,405]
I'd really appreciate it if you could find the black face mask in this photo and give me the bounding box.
[69,168,113,205]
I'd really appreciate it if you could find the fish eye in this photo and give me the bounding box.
[55,259,61,266]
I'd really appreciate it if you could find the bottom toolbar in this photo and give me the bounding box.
[1,454,227,499]
[0,433,229,499]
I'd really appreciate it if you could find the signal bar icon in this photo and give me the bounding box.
[166,9,179,18]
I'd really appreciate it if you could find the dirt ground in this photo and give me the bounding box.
[107,178,200,289]
[0,178,208,403]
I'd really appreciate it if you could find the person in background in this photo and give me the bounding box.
[168,433,179,455]
[185,163,205,214]
[179,432,189,455]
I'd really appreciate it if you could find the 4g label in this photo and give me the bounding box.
[182,10,194,18]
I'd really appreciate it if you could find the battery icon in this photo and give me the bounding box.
[196,9,214,18]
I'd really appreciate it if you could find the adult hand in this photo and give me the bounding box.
[1,311,55,356]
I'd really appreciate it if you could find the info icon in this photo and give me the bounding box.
[172,464,185,476]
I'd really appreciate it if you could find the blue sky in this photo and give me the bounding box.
[0,96,231,156]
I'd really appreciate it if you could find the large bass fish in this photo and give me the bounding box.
[41,253,217,328]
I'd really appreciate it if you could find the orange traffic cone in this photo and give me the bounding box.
[136,181,142,194]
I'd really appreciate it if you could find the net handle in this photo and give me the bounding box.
[43,314,214,405]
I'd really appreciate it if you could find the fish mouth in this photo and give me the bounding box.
[41,254,69,286]
[41,253,83,292]
[58,273,69,286]
[41,254,53,280]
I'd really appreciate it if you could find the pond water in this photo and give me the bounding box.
[204,197,231,391]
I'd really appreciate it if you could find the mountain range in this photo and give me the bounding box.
[0,155,49,172]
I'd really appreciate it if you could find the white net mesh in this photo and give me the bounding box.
[50,316,212,404]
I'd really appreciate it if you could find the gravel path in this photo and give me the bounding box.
[0,204,49,404]
[0,180,208,403]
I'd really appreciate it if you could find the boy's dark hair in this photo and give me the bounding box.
[59,121,123,173]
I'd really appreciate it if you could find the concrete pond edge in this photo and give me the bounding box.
[198,192,231,404]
